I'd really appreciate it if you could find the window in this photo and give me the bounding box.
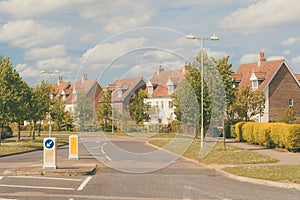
[148,86,153,95]
[288,98,293,106]
[168,85,174,94]
[161,101,164,108]
[168,101,173,108]
[252,80,258,90]
[118,89,122,98]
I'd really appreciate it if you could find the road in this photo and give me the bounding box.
[0,136,299,200]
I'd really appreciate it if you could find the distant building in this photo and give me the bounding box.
[144,65,186,124]
[234,52,300,122]
[51,74,103,113]
[108,77,146,113]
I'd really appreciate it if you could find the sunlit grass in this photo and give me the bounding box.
[0,136,68,156]
[224,165,300,184]
[149,139,278,165]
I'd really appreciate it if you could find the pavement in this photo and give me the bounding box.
[0,136,299,190]
[1,140,101,177]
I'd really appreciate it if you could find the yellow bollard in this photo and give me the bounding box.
[69,135,79,160]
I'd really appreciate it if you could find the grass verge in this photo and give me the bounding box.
[148,139,278,165]
[0,136,69,156]
[223,165,300,184]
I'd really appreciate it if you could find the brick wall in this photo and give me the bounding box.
[268,64,300,121]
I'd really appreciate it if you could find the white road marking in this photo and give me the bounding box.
[0,184,75,191]
[77,176,92,191]
[101,150,105,154]
[105,155,112,161]
[0,198,18,200]
[103,142,107,146]
[0,176,3,180]
[7,176,82,182]
[96,141,101,143]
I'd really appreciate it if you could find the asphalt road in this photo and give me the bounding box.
[0,136,299,200]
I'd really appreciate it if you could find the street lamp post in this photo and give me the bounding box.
[186,34,219,148]
[40,70,60,137]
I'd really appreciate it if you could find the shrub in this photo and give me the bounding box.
[1,126,13,139]
[240,122,300,151]
[235,122,246,141]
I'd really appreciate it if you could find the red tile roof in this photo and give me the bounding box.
[147,66,186,97]
[111,76,146,101]
[235,58,285,90]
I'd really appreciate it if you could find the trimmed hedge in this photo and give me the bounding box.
[236,122,300,152]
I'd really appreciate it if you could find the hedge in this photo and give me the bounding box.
[235,122,300,152]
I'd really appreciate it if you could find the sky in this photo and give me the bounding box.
[1,0,300,86]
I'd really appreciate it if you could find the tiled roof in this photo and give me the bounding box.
[111,76,146,101]
[65,80,97,104]
[147,66,185,97]
[235,58,285,90]
[51,81,72,100]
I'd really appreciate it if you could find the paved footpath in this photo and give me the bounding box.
[226,139,300,166]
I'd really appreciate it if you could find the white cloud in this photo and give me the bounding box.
[15,63,41,78]
[24,45,67,60]
[206,49,229,59]
[79,0,154,33]
[267,56,285,61]
[220,0,300,34]
[0,20,68,48]
[239,53,258,64]
[36,56,77,71]
[291,56,300,65]
[143,50,179,61]
[282,50,291,55]
[82,37,146,64]
[281,37,299,46]
[0,0,83,18]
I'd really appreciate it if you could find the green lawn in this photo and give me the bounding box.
[223,165,300,184]
[0,136,69,156]
[149,139,278,165]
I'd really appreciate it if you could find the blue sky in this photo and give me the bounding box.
[0,0,300,86]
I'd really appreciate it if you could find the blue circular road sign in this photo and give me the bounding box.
[45,139,54,149]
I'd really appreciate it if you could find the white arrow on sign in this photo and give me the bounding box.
[46,140,53,148]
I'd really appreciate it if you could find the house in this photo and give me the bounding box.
[144,65,186,124]
[234,52,300,122]
[51,74,103,113]
[109,76,146,113]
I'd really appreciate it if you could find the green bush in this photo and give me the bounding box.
[240,122,300,152]
[230,125,236,138]
[235,122,246,141]
[1,126,13,139]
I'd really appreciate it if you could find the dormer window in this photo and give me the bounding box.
[166,78,174,95]
[168,85,174,94]
[118,89,122,98]
[146,81,153,96]
[250,71,258,91]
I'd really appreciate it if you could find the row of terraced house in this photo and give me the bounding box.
[50,52,300,125]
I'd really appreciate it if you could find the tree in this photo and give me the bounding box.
[0,57,34,142]
[96,90,112,131]
[172,53,214,137]
[10,71,32,141]
[128,90,150,125]
[74,92,96,131]
[232,86,265,122]
[215,56,237,125]
[279,106,296,124]
[51,99,66,131]
[30,80,51,139]
[61,110,74,131]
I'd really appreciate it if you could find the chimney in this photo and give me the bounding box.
[157,65,164,75]
[258,52,266,67]
[82,73,88,83]
[58,76,63,86]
